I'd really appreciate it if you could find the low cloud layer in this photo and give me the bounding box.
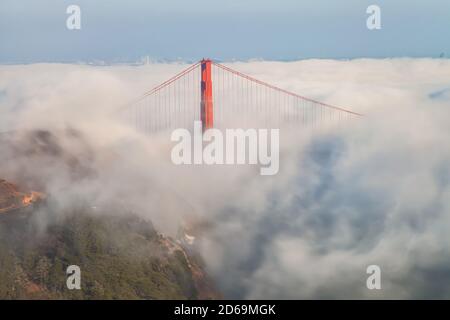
[1,58,450,298]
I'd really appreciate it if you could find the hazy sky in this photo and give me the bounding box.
[0,0,449,63]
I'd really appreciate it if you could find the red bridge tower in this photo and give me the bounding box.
[200,59,214,131]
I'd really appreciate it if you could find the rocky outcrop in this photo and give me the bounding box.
[0,179,44,215]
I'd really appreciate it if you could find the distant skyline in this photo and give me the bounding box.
[0,0,449,63]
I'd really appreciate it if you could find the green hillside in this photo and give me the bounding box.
[0,205,212,299]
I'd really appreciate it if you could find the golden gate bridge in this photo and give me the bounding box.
[119,59,362,133]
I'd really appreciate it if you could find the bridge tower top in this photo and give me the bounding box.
[200,59,213,131]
